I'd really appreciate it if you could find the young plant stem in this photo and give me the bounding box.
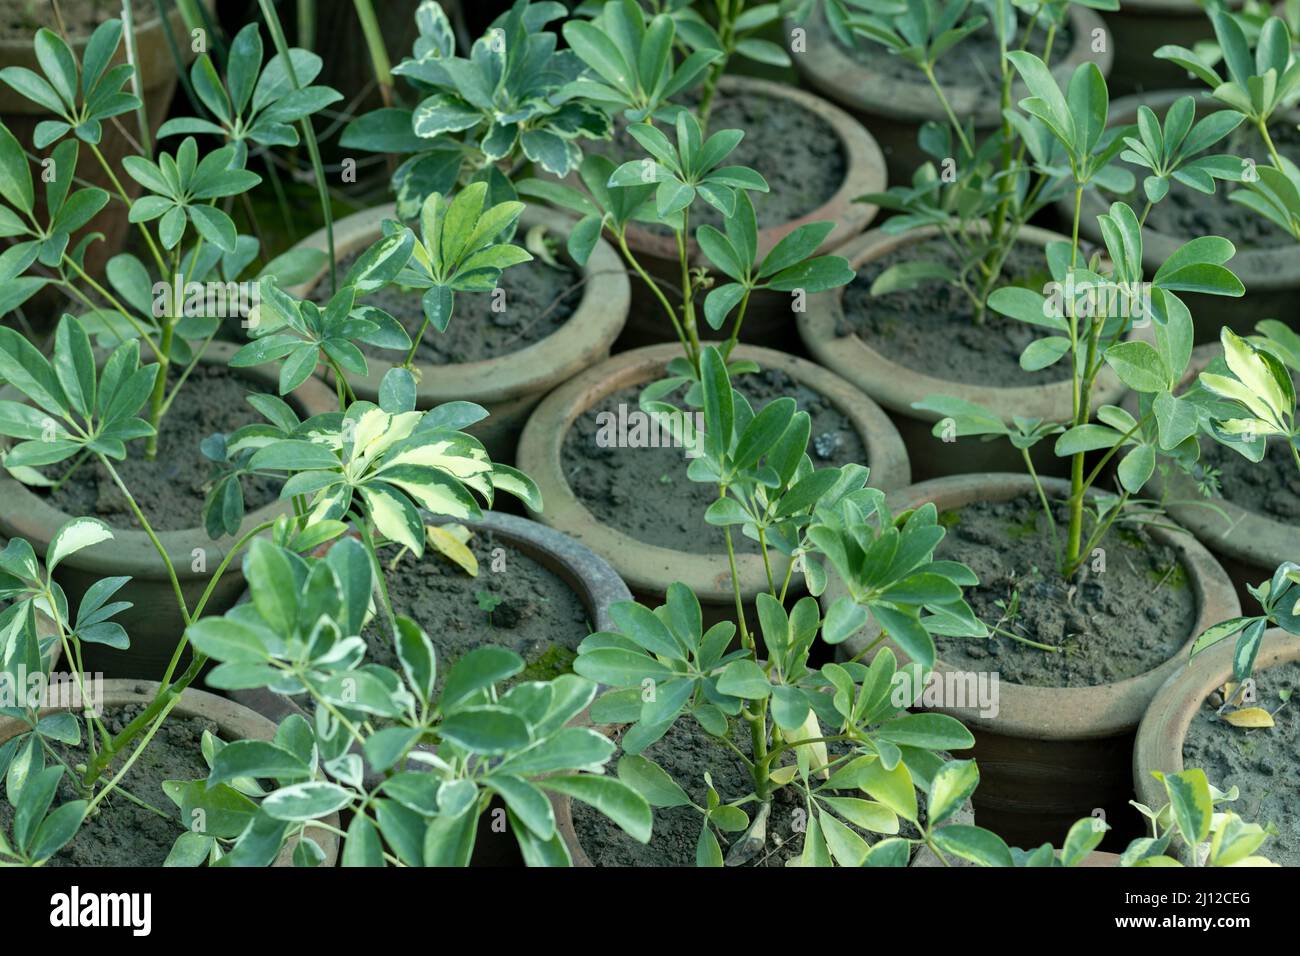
[676,209,702,368]
[258,0,337,293]
[100,457,190,625]
[88,142,168,275]
[60,257,164,360]
[144,248,183,459]
[1064,183,1086,571]
[615,231,691,354]
[352,0,394,107]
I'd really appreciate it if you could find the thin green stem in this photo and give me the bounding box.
[100,457,190,626]
[258,0,336,292]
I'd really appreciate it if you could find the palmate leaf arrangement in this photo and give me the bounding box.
[0,1,1277,868]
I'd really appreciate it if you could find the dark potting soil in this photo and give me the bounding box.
[0,704,212,866]
[830,9,1074,95]
[1133,122,1300,252]
[41,363,281,532]
[840,239,1067,384]
[315,251,582,366]
[1182,660,1300,867]
[363,533,591,689]
[559,369,868,553]
[932,493,1197,687]
[0,0,153,38]
[588,88,845,234]
[1202,437,1300,523]
[571,717,931,866]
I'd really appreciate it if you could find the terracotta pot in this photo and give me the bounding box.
[0,678,339,867]
[610,75,886,353]
[0,341,336,679]
[1131,344,1289,608]
[0,2,208,301]
[516,342,911,618]
[283,203,629,463]
[798,225,1128,481]
[1133,628,1299,863]
[823,473,1240,848]
[1063,91,1300,342]
[1099,1,1225,97]
[787,5,1111,187]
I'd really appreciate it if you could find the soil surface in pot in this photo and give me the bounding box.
[1122,122,1300,252]
[1181,660,1300,866]
[587,88,845,234]
[931,493,1197,687]
[316,251,582,366]
[41,363,280,532]
[840,239,1067,384]
[571,718,931,866]
[292,534,591,717]
[0,704,210,866]
[1,0,153,38]
[831,11,1072,96]
[1201,437,1300,523]
[560,368,868,553]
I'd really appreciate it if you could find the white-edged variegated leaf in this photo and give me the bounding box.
[360,483,425,555]
[47,517,113,571]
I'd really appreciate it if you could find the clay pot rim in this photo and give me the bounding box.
[828,472,1241,740]
[787,5,1112,126]
[516,341,912,603]
[1138,343,1292,571]
[0,340,336,580]
[1132,628,1300,834]
[618,75,886,264]
[798,224,1128,421]
[1072,89,1300,290]
[229,509,632,732]
[0,678,340,867]
[285,203,630,406]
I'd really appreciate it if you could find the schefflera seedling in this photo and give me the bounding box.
[572,347,1010,867]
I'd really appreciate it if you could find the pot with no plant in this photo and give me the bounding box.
[784,0,1112,187]
[794,22,1167,479]
[534,0,885,351]
[1065,10,1300,340]
[820,47,1254,846]
[0,22,341,673]
[1135,569,1300,865]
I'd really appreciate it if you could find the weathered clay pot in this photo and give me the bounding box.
[609,75,886,353]
[0,2,208,294]
[0,679,339,867]
[1133,628,1299,863]
[1099,1,1225,97]
[787,5,1111,186]
[0,341,336,679]
[1131,344,1290,607]
[516,342,911,620]
[824,473,1240,849]
[1065,91,1300,341]
[284,203,629,463]
[798,225,1127,480]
